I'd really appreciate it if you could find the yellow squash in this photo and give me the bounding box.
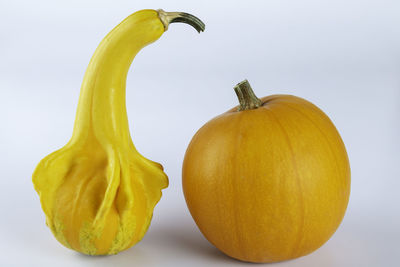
[182,80,350,263]
[33,9,204,255]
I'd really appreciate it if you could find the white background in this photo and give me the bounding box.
[1,0,399,266]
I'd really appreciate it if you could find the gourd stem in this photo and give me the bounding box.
[234,80,262,111]
[157,9,205,33]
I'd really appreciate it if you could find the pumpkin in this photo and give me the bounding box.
[182,80,350,263]
[32,9,204,255]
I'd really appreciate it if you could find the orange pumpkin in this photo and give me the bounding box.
[182,80,350,263]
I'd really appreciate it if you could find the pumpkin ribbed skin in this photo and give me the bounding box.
[182,94,350,263]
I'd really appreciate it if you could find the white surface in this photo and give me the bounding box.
[1,0,399,266]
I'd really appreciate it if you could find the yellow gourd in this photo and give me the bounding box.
[33,9,204,255]
[182,80,350,263]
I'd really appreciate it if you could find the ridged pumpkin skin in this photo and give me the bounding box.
[182,94,350,263]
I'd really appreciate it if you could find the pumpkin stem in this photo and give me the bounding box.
[234,80,262,111]
[157,10,205,33]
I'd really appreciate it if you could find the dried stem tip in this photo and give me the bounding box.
[234,80,263,111]
[157,9,205,33]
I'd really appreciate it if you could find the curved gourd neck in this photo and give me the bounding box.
[70,10,165,147]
